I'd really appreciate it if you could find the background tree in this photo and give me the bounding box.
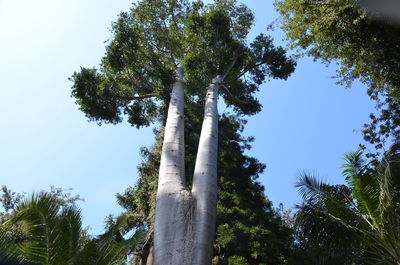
[290,184,366,265]
[274,0,400,155]
[0,186,84,258]
[294,145,400,264]
[0,188,142,265]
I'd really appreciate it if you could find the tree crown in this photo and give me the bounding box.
[70,0,295,127]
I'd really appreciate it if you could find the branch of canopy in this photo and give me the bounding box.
[116,94,157,101]
[231,61,266,81]
[220,85,250,105]
[221,49,241,81]
[218,50,251,106]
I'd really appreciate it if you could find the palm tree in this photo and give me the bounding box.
[295,144,400,265]
[0,192,143,265]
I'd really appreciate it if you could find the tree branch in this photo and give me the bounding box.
[232,61,266,81]
[161,19,179,68]
[220,85,250,105]
[116,93,157,101]
[221,50,241,81]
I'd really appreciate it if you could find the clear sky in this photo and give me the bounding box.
[0,0,375,235]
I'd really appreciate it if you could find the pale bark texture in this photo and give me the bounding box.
[153,71,221,265]
[191,76,221,265]
[153,66,189,264]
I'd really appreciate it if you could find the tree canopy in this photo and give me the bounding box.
[70,0,295,127]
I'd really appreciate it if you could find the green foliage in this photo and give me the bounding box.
[0,192,87,264]
[71,0,295,126]
[213,116,292,265]
[0,186,24,213]
[70,68,124,125]
[0,188,141,265]
[184,0,295,115]
[226,255,249,265]
[275,0,400,151]
[293,183,365,264]
[70,0,186,127]
[68,0,297,263]
[99,212,146,264]
[0,186,85,259]
[293,145,400,264]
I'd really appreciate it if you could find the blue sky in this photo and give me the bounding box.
[0,0,374,235]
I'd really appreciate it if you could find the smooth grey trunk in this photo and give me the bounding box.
[153,71,221,265]
[153,66,190,264]
[190,76,221,265]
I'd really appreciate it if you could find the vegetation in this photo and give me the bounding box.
[3,0,399,264]
[273,3,400,261]
[0,187,142,265]
[70,0,295,127]
[293,145,400,264]
[70,0,295,263]
[275,0,400,155]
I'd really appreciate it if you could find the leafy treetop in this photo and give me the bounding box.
[70,0,295,127]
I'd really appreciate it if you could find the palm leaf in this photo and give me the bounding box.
[296,145,400,264]
[4,192,61,264]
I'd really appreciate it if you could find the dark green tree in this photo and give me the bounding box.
[275,0,400,154]
[213,116,294,265]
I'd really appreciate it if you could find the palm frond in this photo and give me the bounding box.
[342,150,381,230]
[98,212,146,264]
[3,192,61,264]
[294,172,326,202]
[56,206,83,264]
[379,144,400,215]
[296,147,400,264]
[1,192,91,265]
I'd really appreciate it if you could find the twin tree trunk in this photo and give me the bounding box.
[153,66,221,265]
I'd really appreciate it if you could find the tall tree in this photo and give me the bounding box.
[116,114,294,265]
[275,0,400,154]
[70,0,295,263]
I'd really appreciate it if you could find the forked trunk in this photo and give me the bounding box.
[153,72,221,265]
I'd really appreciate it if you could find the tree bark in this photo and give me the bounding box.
[153,66,192,265]
[191,76,221,265]
[140,226,154,265]
[145,246,153,265]
[153,71,221,265]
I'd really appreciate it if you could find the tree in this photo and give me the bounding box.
[116,115,294,265]
[294,145,400,264]
[274,0,400,154]
[70,0,295,263]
